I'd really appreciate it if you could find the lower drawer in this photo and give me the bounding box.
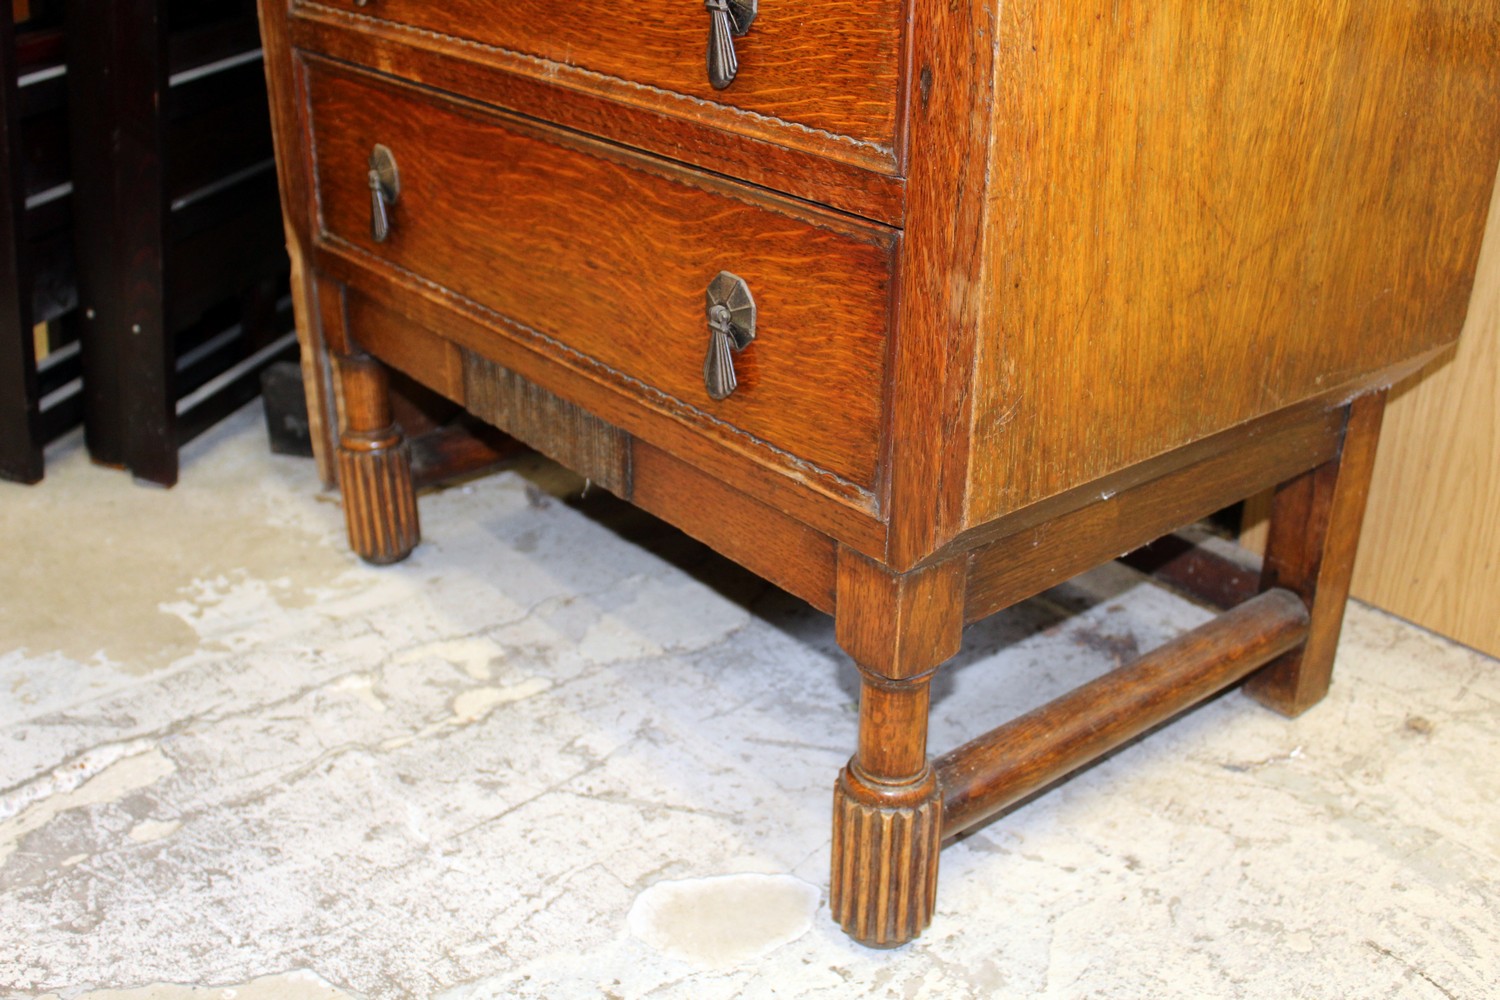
[305,58,898,497]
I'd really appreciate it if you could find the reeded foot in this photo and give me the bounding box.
[337,427,419,565]
[830,760,942,947]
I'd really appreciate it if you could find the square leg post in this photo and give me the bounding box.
[1245,390,1387,716]
[831,548,966,947]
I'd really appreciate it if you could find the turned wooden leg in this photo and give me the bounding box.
[1245,391,1386,716]
[830,550,965,947]
[336,351,419,565]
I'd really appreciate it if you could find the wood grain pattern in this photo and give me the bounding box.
[1246,393,1386,716]
[306,61,896,492]
[882,0,997,568]
[338,436,420,564]
[1352,169,1500,657]
[631,440,837,614]
[835,548,966,682]
[969,0,1500,527]
[964,401,1345,622]
[831,762,941,948]
[296,0,905,157]
[287,10,905,225]
[937,588,1311,837]
[313,255,889,552]
[258,0,1500,951]
[346,289,464,402]
[261,0,342,486]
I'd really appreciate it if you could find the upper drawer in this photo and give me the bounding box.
[305,60,897,499]
[296,0,906,164]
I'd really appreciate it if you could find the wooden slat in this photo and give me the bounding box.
[937,588,1310,837]
[408,418,523,492]
[1120,533,1260,611]
[165,176,287,332]
[883,0,997,567]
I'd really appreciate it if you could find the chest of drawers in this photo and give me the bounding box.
[259,0,1500,946]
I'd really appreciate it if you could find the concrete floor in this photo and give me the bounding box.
[2,404,1497,999]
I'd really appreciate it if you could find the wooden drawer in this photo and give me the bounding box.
[306,61,897,495]
[296,0,906,162]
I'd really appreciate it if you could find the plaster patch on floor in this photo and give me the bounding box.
[328,673,388,714]
[33,970,354,1000]
[376,676,553,750]
[128,819,181,844]
[450,678,552,724]
[627,873,820,968]
[0,745,176,866]
[396,637,506,681]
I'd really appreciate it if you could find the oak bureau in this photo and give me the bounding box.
[258,0,1500,946]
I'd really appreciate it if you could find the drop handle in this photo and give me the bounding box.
[705,0,757,90]
[367,144,400,244]
[704,272,756,400]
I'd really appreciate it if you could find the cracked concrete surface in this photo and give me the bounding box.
[2,404,1497,998]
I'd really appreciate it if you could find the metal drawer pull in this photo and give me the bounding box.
[704,271,756,400]
[705,0,756,90]
[367,144,400,243]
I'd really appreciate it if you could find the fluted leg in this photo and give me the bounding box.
[335,352,419,565]
[829,550,965,947]
[831,674,943,946]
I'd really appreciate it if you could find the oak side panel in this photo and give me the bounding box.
[970,1,1500,525]
[1352,168,1500,657]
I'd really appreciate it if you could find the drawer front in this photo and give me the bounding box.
[298,0,905,159]
[308,62,896,493]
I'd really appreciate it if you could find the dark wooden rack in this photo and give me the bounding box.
[2,0,81,481]
[2,0,296,485]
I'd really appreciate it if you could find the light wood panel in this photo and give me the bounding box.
[1350,169,1500,657]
